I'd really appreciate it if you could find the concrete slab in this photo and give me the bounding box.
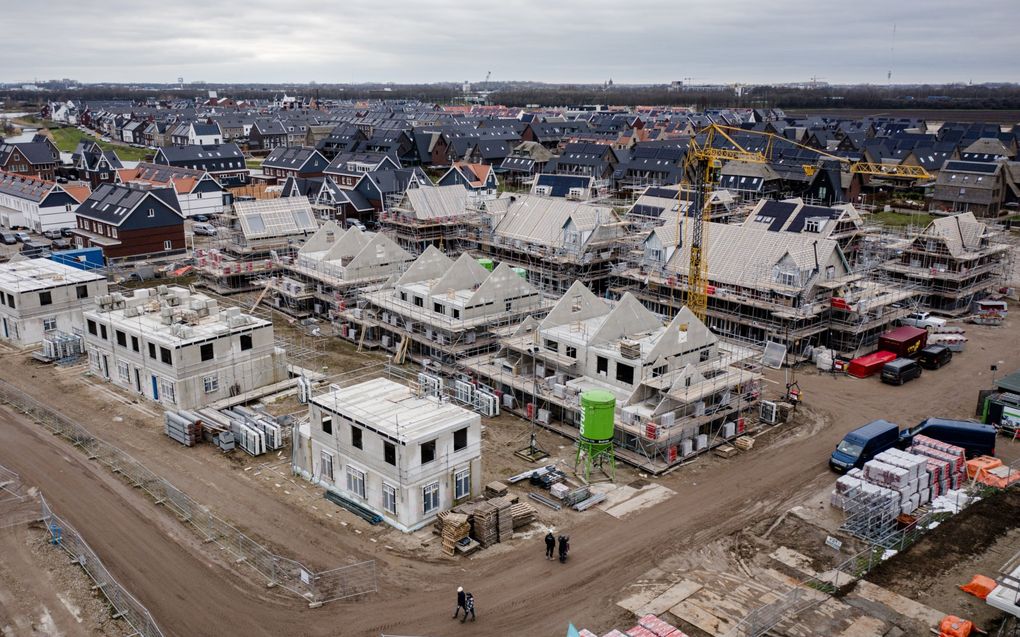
[599,483,675,519]
[853,580,945,628]
[769,546,820,578]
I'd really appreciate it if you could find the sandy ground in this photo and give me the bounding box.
[0,521,130,637]
[0,310,1017,636]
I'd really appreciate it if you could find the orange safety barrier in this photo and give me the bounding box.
[939,615,973,637]
[959,575,997,600]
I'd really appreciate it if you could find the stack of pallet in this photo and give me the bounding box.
[490,496,514,542]
[436,512,470,556]
[484,481,508,499]
[510,502,537,529]
[471,501,499,547]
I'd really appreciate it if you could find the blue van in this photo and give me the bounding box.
[830,420,900,473]
[900,418,996,458]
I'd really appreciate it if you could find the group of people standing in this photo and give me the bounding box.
[545,529,569,562]
[451,529,573,624]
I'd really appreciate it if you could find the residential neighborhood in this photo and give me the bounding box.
[1,6,1019,637]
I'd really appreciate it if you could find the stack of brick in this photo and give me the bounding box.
[910,435,967,490]
[830,474,900,518]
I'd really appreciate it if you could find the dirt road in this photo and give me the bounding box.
[0,320,1017,636]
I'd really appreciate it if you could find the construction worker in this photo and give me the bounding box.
[558,535,570,563]
[461,592,476,623]
[452,586,466,619]
[545,529,556,559]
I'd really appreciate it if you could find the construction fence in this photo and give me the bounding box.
[40,495,166,637]
[0,379,377,606]
[729,466,1020,637]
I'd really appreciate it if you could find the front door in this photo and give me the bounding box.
[2,318,7,339]
[134,368,141,393]
[151,375,159,400]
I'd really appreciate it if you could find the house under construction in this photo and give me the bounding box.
[466,193,635,295]
[337,246,554,368]
[619,199,918,359]
[196,197,319,294]
[462,282,764,474]
[266,220,415,317]
[380,183,480,255]
[881,211,1012,316]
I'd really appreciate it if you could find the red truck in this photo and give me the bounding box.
[878,326,928,358]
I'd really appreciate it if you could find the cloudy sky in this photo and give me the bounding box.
[6,0,1019,85]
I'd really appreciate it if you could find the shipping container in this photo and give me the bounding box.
[877,326,928,358]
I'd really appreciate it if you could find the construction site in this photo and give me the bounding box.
[2,111,1020,637]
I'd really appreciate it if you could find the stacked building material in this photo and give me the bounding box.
[830,475,900,518]
[490,496,514,542]
[435,512,470,556]
[563,485,592,507]
[573,492,607,512]
[484,481,508,498]
[164,411,202,447]
[634,614,690,636]
[874,449,932,505]
[471,501,499,547]
[509,502,537,529]
[910,435,967,489]
[550,482,570,499]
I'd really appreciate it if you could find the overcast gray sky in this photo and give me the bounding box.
[5,0,1019,85]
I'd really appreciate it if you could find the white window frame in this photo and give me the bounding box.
[422,481,439,515]
[346,466,366,499]
[117,360,130,383]
[320,451,334,482]
[203,374,219,393]
[42,316,57,332]
[159,378,176,404]
[454,469,470,500]
[163,240,172,250]
[382,483,396,514]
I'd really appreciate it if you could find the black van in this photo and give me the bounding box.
[901,418,996,458]
[881,358,922,385]
[917,344,952,370]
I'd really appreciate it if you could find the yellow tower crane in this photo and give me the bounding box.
[677,124,932,322]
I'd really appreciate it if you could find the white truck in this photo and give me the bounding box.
[899,311,947,330]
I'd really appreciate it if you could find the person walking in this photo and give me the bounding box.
[452,586,466,619]
[545,529,556,559]
[558,534,570,563]
[461,591,476,622]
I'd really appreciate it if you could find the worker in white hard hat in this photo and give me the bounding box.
[452,586,467,619]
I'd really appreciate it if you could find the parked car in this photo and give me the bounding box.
[192,222,217,236]
[0,232,17,245]
[192,214,210,222]
[60,227,76,237]
[42,229,63,240]
[899,311,947,330]
[346,219,367,232]
[880,358,923,385]
[830,420,900,472]
[50,238,73,251]
[917,345,952,370]
[14,232,31,243]
[19,241,50,258]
